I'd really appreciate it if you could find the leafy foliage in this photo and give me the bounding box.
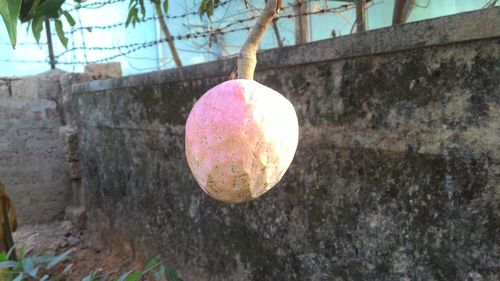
[125,0,171,28]
[0,248,74,281]
[1,0,225,49]
[198,0,221,19]
[1,0,76,48]
[125,0,145,27]
[54,18,68,47]
[0,250,182,281]
[0,0,22,47]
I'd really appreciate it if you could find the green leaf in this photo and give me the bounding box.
[116,271,131,281]
[125,271,142,281]
[111,270,142,281]
[162,0,168,13]
[18,246,26,259]
[29,266,40,278]
[82,271,97,281]
[34,0,65,18]
[32,255,57,264]
[0,261,18,268]
[32,16,44,43]
[23,257,34,272]
[198,0,220,18]
[20,0,41,22]
[0,252,8,262]
[47,249,73,269]
[0,0,22,47]
[154,265,165,280]
[167,267,183,281]
[13,273,24,281]
[22,258,39,278]
[125,6,134,27]
[23,257,39,277]
[138,0,145,17]
[125,7,138,28]
[54,19,68,48]
[145,256,161,270]
[128,0,137,9]
[62,10,75,26]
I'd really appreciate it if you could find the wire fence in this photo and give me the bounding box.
[0,0,497,75]
[2,0,362,70]
[55,4,360,63]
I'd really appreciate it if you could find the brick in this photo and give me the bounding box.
[84,62,122,79]
[0,107,26,121]
[33,111,42,121]
[45,107,59,120]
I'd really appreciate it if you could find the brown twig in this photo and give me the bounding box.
[237,0,282,80]
[153,0,183,67]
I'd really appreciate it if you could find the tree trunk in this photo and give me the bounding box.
[238,0,280,80]
[272,19,284,48]
[392,0,414,25]
[154,1,183,68]
[355,0,366,33]
[294,0,309,44]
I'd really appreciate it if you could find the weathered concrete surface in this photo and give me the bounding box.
[74,8,500,281]
[0,70,91,224]
[84,62,122,80]
[0,70,68,223]
[59,72,93,229]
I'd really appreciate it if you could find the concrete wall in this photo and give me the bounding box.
[73,8,500,281]
[0,70,90,224]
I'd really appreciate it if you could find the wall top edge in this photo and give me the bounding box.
[72,7,500,94]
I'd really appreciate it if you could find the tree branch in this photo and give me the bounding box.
[355,0,366,32]
[392,0,414,25]
[272,18,284,48]
[154,1,183,68]
[237,0,280,80]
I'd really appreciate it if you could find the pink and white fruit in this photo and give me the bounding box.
[185,79,299,203]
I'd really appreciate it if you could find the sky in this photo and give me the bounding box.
[0,0,497,77]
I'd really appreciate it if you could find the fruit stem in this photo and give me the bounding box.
[237,0,281,80]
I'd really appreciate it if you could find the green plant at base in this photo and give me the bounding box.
[83,255,183,281]
[0,247,73,281]
[0,249,182,281]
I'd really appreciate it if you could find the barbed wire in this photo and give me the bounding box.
[61,0,344,35]
[55,7,358,64]
[0,59,48,64]
[0,42,48,46]
[1,0,362,67]
[54,3,356,60]
[67,0,128,11]
[55,25,254,64]
[219,1,355,30]
[64,0,234,35]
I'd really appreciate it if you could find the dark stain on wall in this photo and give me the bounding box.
[74,38,500,280]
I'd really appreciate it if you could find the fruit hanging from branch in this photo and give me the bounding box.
[185,0,299,203]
